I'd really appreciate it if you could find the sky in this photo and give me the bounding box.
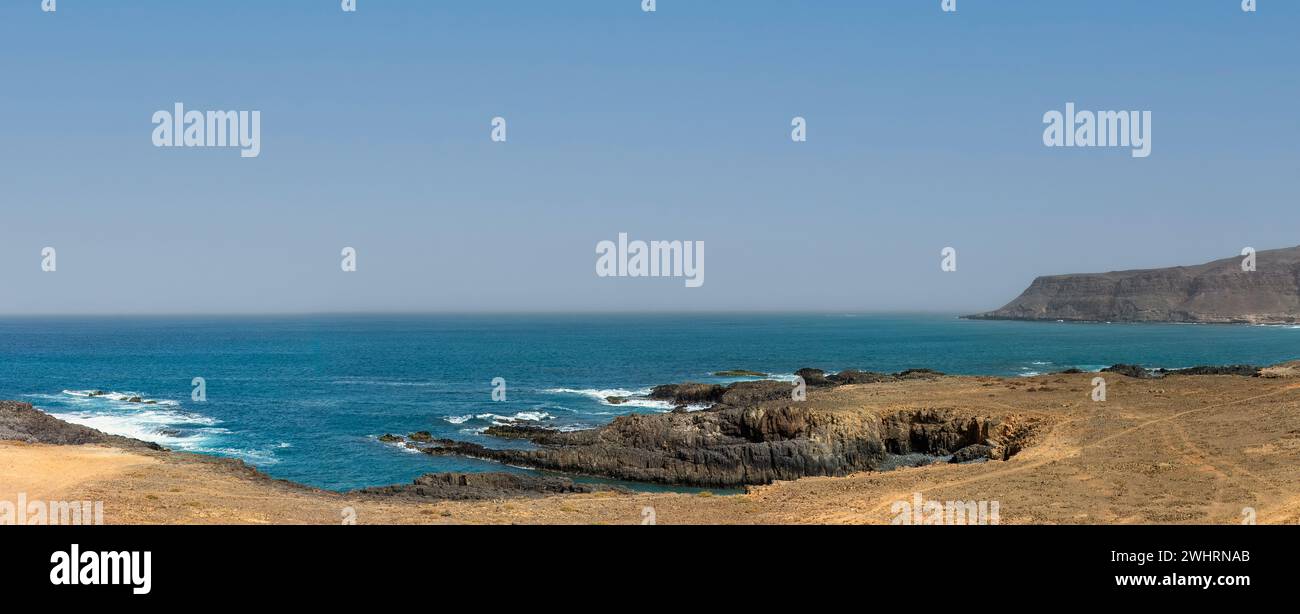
[1,0,1297,314]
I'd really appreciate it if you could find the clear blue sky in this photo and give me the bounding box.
[1,0,1296,314]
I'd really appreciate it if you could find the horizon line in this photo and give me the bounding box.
[0,309,978,318]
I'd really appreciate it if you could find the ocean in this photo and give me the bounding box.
[2,313,1296,491]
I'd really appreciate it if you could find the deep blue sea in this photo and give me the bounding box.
[2,313,1297,491]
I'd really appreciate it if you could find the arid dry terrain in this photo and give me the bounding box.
[5,365,1300,525]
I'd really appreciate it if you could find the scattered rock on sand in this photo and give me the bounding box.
[357,472,628,501]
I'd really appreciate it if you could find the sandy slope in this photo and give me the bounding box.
[4,371,1300,525]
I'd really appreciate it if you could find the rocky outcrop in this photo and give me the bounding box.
[968,245,1300,323]
[357,472,626,501]
[1160,365,1261,377]
[1100,364,1263,379]
[1101,364,1152,379]
[404,374,1037,488]
[827,369,893,385]
[648,383,727,405]
[0,401,162,450]
[794,368,946,387]
[950,444,995,464]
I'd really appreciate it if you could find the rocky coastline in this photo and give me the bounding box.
[0,400,610,502]
[3,360,1280,499]
[387,368,1041,488]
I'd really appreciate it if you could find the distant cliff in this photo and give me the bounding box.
[968,246,1300,324]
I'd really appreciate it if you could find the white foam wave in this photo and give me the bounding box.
[59,389,179,408]
[545,387,652,403]
[544,386,714,412]
[764,373,801,382]
[371,435,422,454]
[473,411,553,425]
[203,446,283,464]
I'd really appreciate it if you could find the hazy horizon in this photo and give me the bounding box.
[3,1,1297,315]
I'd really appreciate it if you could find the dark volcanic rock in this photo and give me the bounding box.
[357,472,626,501]
[1161,365,1261,377]
[648,383,726,405]
[967,245,1300,324]
[717,380,794,406]
[0,401,163,450]
[829,369,892,384]
[1102,364,1152,379]
[950,444,995,464]
[794,368,834,387]
[482,424,575,444]
[895,369,946,380]
[418,396,1038,488]
[714,370,767,377]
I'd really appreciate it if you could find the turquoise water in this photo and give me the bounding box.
[1,313,1296,491]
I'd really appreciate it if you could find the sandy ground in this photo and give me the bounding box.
[4,372,1300,525]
